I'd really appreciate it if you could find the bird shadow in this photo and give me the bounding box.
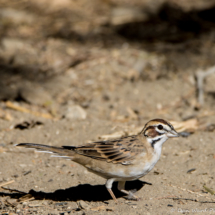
[0,180,151,202]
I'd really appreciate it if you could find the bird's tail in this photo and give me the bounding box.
[16,143,76,160]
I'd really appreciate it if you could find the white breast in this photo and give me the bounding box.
[87,142,164,181]
[107,150,162,181]
[129,151,161,180]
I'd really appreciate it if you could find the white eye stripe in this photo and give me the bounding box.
[155,125,171,133]
[155,127,165,133]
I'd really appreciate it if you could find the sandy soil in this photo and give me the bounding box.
[0,0,215,214]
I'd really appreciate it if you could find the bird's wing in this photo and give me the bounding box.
[65,135,146,165]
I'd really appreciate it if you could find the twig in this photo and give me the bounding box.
[156,195,178,199]
[5,199,17,207]
[196,65,215,105]
[0,187,27,194]
[5,101,54,119]
[169,184,215,201]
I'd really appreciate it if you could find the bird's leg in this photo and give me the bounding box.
[105,179,118,203]
[117,181,140,200]
[107,188,118,202]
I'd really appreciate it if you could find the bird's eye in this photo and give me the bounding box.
[158,125,163,130]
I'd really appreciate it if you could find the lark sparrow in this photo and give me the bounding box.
[16,119,179,202]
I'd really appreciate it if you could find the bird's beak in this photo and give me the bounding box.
[167,129,180,138]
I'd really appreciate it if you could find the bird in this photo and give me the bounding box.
[16,118,179,202]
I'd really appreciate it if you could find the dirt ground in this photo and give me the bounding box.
[1,0,215,214]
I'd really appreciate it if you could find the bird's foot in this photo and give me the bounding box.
[125,189,141,201]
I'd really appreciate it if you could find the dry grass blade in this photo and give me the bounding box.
[99,119,200,140]
[5,101,54,119]
[169,184,215,201]
[203,185,215,195]
[170,119,199,133]
[17,194,35,203]
[0,180,15,188]
[198,111,215,118]
[0,107,13,121]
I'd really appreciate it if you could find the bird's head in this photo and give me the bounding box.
[141,119,179,149]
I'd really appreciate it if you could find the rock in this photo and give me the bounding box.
[0,8,35,24]
[64,105,87,120]
[110,6,148,26]
[78,200,91,210]
[19,82,53,106]
[2,38,26,52]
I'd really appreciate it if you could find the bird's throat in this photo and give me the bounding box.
[151,137,162,148]
[147,135,168,151]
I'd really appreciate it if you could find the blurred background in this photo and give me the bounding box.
[0,0,215,126]
[1,1,215,213]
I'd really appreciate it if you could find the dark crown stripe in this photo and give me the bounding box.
[150,119,169,125]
